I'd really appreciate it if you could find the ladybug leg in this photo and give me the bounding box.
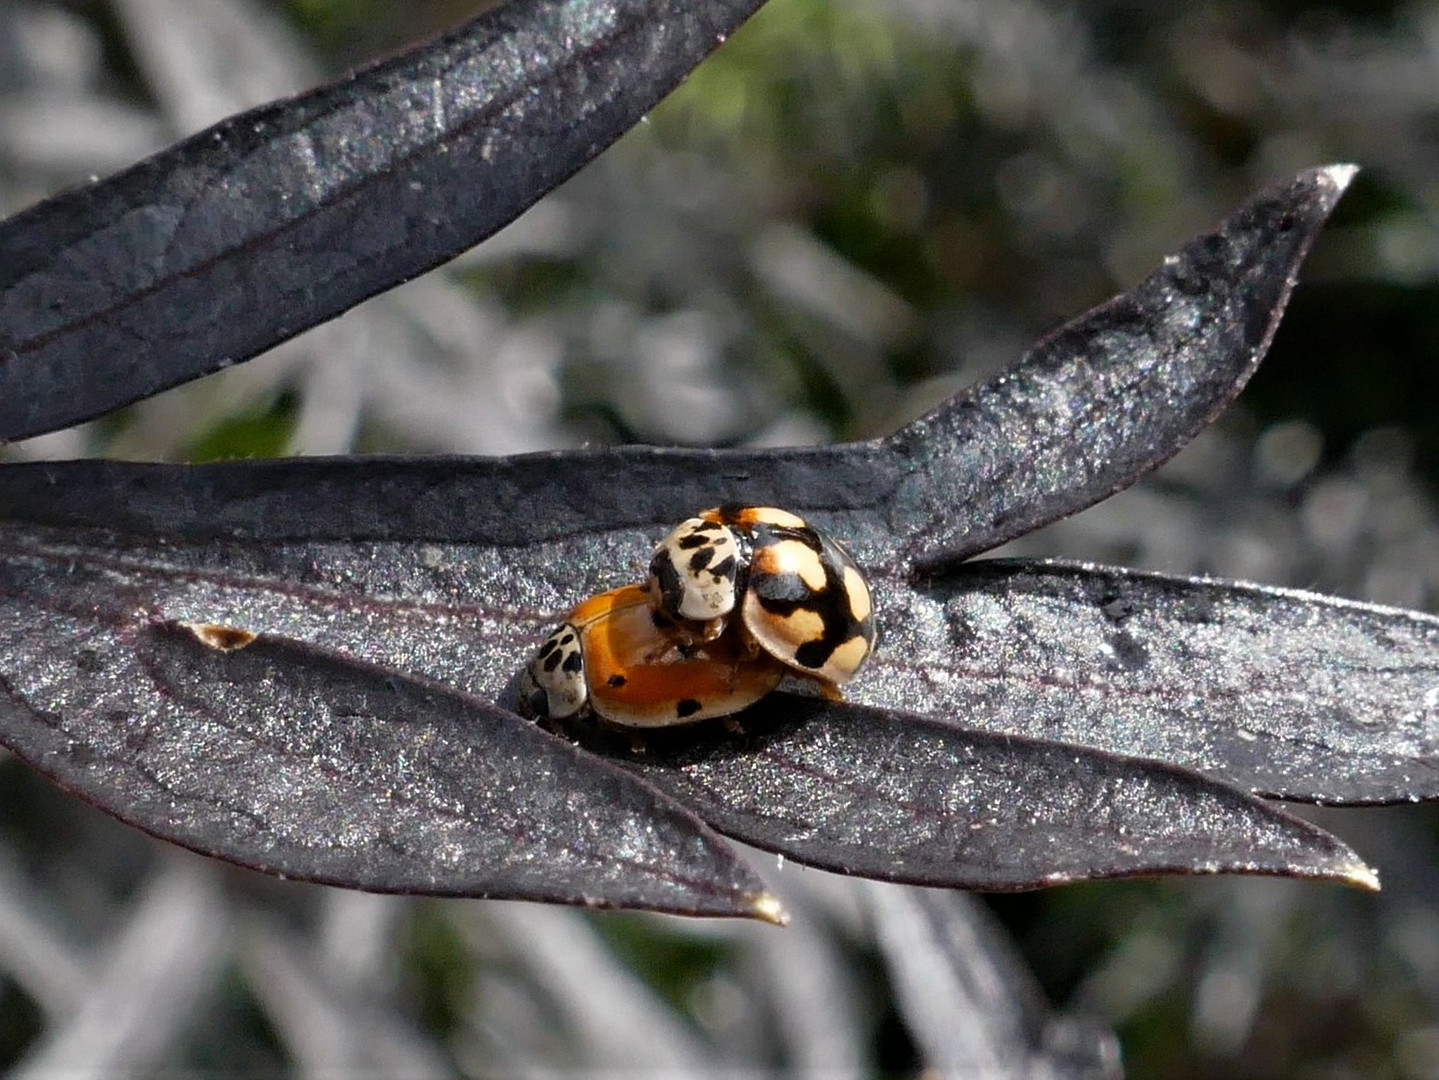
[627,733,649,755]
[722,716,747,735]
[795,674,844,702]
[643,637,687,664]
[732,625,763,659]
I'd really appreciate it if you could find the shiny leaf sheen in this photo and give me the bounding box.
[0,0,767,442]
[869,559,1439,804]
[0,590,779,919]
[609,696,1377,890]
[0,168,1349,566]
[0,168,1398,901]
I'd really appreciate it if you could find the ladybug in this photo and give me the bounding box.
[647,505,875,687]
[517,584,786,729]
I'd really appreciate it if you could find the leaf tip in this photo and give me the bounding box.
[1338,860,1381,893]
[1319,162,1360,195]
[749,891,790,926]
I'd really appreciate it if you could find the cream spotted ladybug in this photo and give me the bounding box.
[518,505,876,731]
[517,583,786,729]
[648,505,876,687]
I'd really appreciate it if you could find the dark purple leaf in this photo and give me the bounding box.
[0,511,1379,885]
[0,578,782,920]
[0,0,766,443]
[0,168,1403,902]
[607,696,1377,890]
[890,164,1358,569]
[0,167,1351,574]
[867,559,1439,805]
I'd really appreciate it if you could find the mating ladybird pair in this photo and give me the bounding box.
[517,506,876,729]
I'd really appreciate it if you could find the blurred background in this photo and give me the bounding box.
[2,0,1439,1075]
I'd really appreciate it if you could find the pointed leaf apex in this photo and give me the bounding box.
[749,892,790,926]
[1320,162,1360,194]
[1337,860,1381,893]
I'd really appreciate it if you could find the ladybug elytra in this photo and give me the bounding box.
[648,505,876,686]
[517,583,785,729]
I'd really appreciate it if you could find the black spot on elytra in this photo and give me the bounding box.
[750,528,874,672]
[675,698,702,718]
[751,570,814,605]
[795,637,843,669]
[755,520,823,555]
[562,650,583,674]
[607,674,627,688]
[649,550,687,618]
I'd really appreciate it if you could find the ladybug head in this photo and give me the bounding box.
[518,623,587,721]
[646,516,743,624]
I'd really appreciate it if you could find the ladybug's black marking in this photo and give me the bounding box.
[542,649,564,673]
[751,524,873,672]
[521,684,547,717]
[650,608,676,630]
[537,638,558,658]
[749,567,813,604]
[561,650,584,674]
[607,674,627,688]
[794,637,836,670]
[649,552,685,619]
[688,546,716,572]
[767,521,824,554]
[711,554,736,581]
[675,698,703,718]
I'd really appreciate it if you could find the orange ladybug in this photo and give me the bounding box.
[647,506,876,687]
[517,584,786,729]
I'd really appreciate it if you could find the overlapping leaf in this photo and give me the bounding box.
[0,0,767,442]
[878,560,1439,805]
[0,605,778,919]
[0,0,1422,916]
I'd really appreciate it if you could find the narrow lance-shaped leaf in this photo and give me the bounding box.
[0,168,1413,901]
[0,176,1427,806]
[609,696,1378,891]
[0,519,1381,885]
[0,541,782,919]
[5,512,1429,807]
[888,164,1358,569]
[866,559,1439,805]
[0,0,768,443]
[0,167,1351,577]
